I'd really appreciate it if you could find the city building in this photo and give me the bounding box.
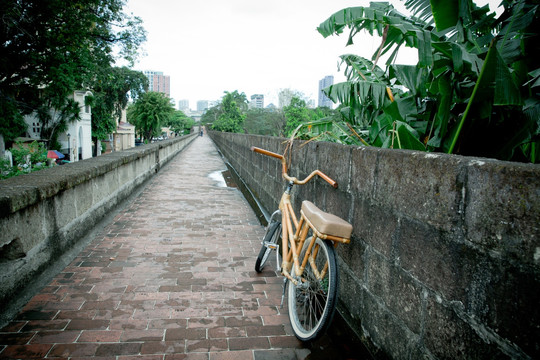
[178,99,190,112]
[143,70,170,97]
[249,94,264,109]
[112,107,135,152]
[23,90,93,161]
[318,75,334,108]
[197,100,209,112]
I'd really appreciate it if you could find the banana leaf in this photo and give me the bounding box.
[448,40,523,153]
[390,65,429,96]
[430,0,459,31]
[293,118,366,146]
[318,4,434,67]
[324,81,390,110]
[339,54,387,83]
[382,120,426,150]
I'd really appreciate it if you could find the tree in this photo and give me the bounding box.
[164,111,195,135]
[201,105,222,128]
[278,89,307,108]
[0,0,146,147]
[128,92,175,143]
[211,92,246,133]
[0,100,28,147]
[228,90,249,113]
[244,108,286,136]
[89,67,148,155]
[316,0,540,162]
[283,97,312,136]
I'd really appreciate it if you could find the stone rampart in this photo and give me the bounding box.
[0,134,197,315]
[209,131,540,359]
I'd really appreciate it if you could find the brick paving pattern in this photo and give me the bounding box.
[0,137,312,360]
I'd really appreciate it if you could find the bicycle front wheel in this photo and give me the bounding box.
[254,220,282,273]
[288,237,338,341]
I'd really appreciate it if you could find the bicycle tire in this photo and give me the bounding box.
[288,237,338,341]
[254,220,282,273]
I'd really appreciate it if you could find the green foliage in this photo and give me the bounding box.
[244,108,286,136]
[211,92,247,133]
[128,92,175,142]
[38,97,81,150]
[164,111,195,135]
[283,97,313,136]
[90,67,149,143]
[201,106,222,126]
[1,141,49,179]
[316,0,540,162]
[0,99,27,146]
[0,0,146,146]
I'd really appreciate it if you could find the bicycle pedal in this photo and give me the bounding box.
[266,243,278,250]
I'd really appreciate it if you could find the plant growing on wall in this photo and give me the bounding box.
[312,0,539,163]
[1,141,49,179]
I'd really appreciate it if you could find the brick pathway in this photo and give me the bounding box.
[0,137,312,360]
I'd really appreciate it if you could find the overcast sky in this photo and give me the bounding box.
[124,0,501,110]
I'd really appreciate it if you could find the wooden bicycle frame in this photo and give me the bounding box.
[278,190,350,285]
[251,146,349,286]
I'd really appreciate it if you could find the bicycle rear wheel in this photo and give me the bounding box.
[288,237,338,341]
[255,220,282,273]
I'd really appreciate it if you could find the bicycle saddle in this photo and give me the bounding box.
[301,201,353,239]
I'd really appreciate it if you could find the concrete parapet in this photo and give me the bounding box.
[209,131,540,359]
[0,134,197,315]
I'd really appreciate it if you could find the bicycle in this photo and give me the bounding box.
[252,146,352,341]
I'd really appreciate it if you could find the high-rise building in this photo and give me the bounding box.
[178,99,189,112]
[318,75,334,108]
[143,70,170,98]
[197,100,209,112]
[249,94,264,109]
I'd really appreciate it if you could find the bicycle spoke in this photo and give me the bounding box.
[288,237,338,341]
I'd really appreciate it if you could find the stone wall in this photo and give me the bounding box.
[209,131,540,359]
[0,134,197,315]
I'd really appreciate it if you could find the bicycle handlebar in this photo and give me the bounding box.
[251,146,338,189]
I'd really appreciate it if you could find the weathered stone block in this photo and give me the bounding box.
[362,290,421,359]
[337,262,364,323]
[336,236,366,282]
[397,217,473,303]
[425,295,508,359]
[350,146,379,200]
[324,188,353,226]
[351,199,397,258]
[464,160,540,265]
[478,260,540,357]
[367,251,423,334]
[371,149,465,231]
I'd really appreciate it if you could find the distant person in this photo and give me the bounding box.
[200,130,203,137]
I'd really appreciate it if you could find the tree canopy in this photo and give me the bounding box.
[244,108,285,137]
[128,92,175,142]
[0,0,146,146]
[89,66,148,153]
[210,91,247,133]
[163,111,195,136]
[313,0,540,162]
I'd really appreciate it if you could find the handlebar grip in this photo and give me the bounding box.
[251,146,337,188]
[251,146,284,160]
[317,170,338,189]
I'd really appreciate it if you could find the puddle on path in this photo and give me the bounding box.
[208,170,238,188]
